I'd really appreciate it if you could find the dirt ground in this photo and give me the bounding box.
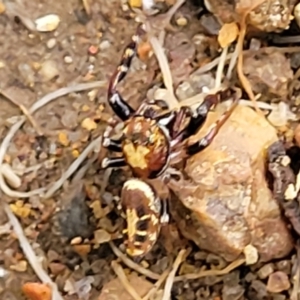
[1,0,300,299]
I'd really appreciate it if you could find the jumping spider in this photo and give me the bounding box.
[101,25,240,259]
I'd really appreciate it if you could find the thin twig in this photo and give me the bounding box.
[174,257,245,281]
[236,0,267,115]
[111,260,143,300]
[215,46,228,89]
[147,34,178,108]
[0,81,105,199]
[109,241,161,280]
[44,136,102,199]
[162,249,187,300]
[0,89,43,135]
[3,202,64,300]
[143,269,170,300]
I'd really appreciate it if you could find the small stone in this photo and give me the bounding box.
[88,45,98,55]
[257,263,275,279]
[72,244,91,257]
[276,260,291,274]
[72,150,79,158]
[70,236,83,245]
[267,271,290,293]
[39,60,59,81]
[22,282,52,300]
[129,0,142,8]
[35,14,60,32]
[94,229,111,245]
[99,40,111,51]
[49,262,66,275]
[176,17,188,26]
[58,132,70,147]
[0,2,5,14]
[243,244,258,265]
[10,260,27,272]
[46,38,57,49]
[64,56,73,64]
[81,117,97,130]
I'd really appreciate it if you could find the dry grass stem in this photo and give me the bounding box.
[44,136,102,199]
[162,249,187,300]
[1,163,21,188]
[215,46,228,89]
[148,35,178,108]
[143,269,171,300]
[111,260,143,300]
[174,257,245,281]
[236,0,267,115]
[109,241,161,280]
[0,89,43,135]
[0,81,105,199]
[3,202,64,300]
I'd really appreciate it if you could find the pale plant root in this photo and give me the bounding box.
[3,202,64,300]
[0,81,105,199]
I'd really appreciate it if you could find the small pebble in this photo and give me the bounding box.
[35,14,60,32]
[257,263,274,279]
[46,38,57,49]
[267,271,290,293]
[276,260,291,274]
[294,123,300,147]
[39,60,59,81]
[243,244,258,265]
[94,229,111,245]
[176,17,188,26]
[64,56,73,64]
[0,2,5,14]
[99,40,111,51]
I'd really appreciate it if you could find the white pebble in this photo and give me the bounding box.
[35,14,60,32]
[39,60,59,81]
[46,38,57,49]
[64,56,73,64]
[99,40,111,50]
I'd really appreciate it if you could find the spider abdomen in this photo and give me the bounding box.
[121,178,162,258]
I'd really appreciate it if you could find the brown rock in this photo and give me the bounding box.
[169,105,293,262]
[48,262,66,276]
[266,271,291,293]
[204,0,296,32]
[243,51,293,98]
[98,273,153,300]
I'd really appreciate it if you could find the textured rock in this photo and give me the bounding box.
[169,105,293,262]
[204,0,296,32]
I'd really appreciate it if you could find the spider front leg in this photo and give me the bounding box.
[187,92,239,155]
[107,25,146,121]
[101,156,126,169]
[168,88,237,146]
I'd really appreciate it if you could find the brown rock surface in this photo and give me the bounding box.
[204,0,296,32]
[169,105,294,262]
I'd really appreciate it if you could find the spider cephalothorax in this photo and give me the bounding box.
[121,116,170,178]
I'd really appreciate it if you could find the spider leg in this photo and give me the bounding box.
[102,137,123,152]
[101,157,126,169]
[107,25,146,121]
[186,94,239,155]
[169,89,238,148]
[137,99,170,118]
[160,198,169,224]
